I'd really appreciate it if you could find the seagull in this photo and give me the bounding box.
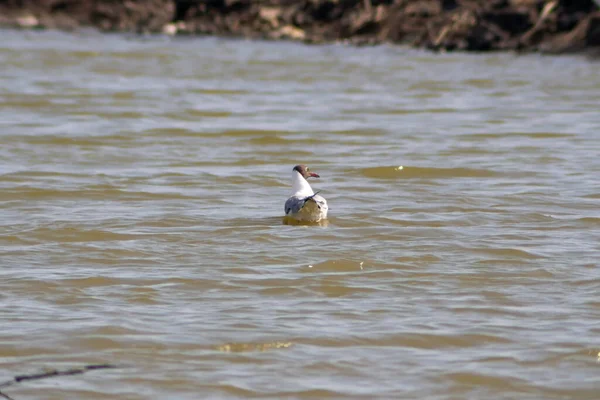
[284,164,328,222]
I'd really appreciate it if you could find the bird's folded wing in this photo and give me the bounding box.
[285,196,304,215]
[285,191,322,214]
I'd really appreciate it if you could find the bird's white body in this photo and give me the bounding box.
[285,170,328,222]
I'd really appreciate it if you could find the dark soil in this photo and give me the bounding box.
[1,0,600,53]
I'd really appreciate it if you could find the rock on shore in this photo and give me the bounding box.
[1,0,599,53]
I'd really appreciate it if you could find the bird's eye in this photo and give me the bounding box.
[306,168,310,171]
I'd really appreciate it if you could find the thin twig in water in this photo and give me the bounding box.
[0,364,119,400]
[0,390,15,400]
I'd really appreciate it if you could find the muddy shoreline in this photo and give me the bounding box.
[2,1,600,53]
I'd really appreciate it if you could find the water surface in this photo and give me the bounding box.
[1,29,599,399]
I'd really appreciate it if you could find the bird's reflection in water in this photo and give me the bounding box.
[282,216,329,227]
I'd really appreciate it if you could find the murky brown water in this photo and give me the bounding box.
[1,29,600,399]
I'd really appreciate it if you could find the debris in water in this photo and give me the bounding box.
[0,364,119,400]
[216,341,292,353]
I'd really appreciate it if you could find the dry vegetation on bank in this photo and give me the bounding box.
[1,0,599,53]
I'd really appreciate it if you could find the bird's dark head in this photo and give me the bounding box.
[293,164,320,179]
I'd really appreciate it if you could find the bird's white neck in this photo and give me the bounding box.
[291,171,314,196]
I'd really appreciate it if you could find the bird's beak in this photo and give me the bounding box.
[309,172,320,178]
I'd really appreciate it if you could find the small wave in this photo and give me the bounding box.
[1,187,195,201]
[360,165,500,179]
[463,132,574,140]
[582,193,600,199]
[188,88,249,95]
[373,107,459,115]
[177,109,233,118]
[5,134,135,146]
[364,333,512,349]
[466,246,542,260]
[442,371,525,390]
[327,128,387,136]
[30,226,145,243]
[217,129,295,137]
[247,135,289,145]
[577,216,600,223]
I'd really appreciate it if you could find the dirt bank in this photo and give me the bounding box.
[1,0,600,53]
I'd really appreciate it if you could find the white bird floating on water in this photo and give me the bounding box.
[284,164,328,223]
